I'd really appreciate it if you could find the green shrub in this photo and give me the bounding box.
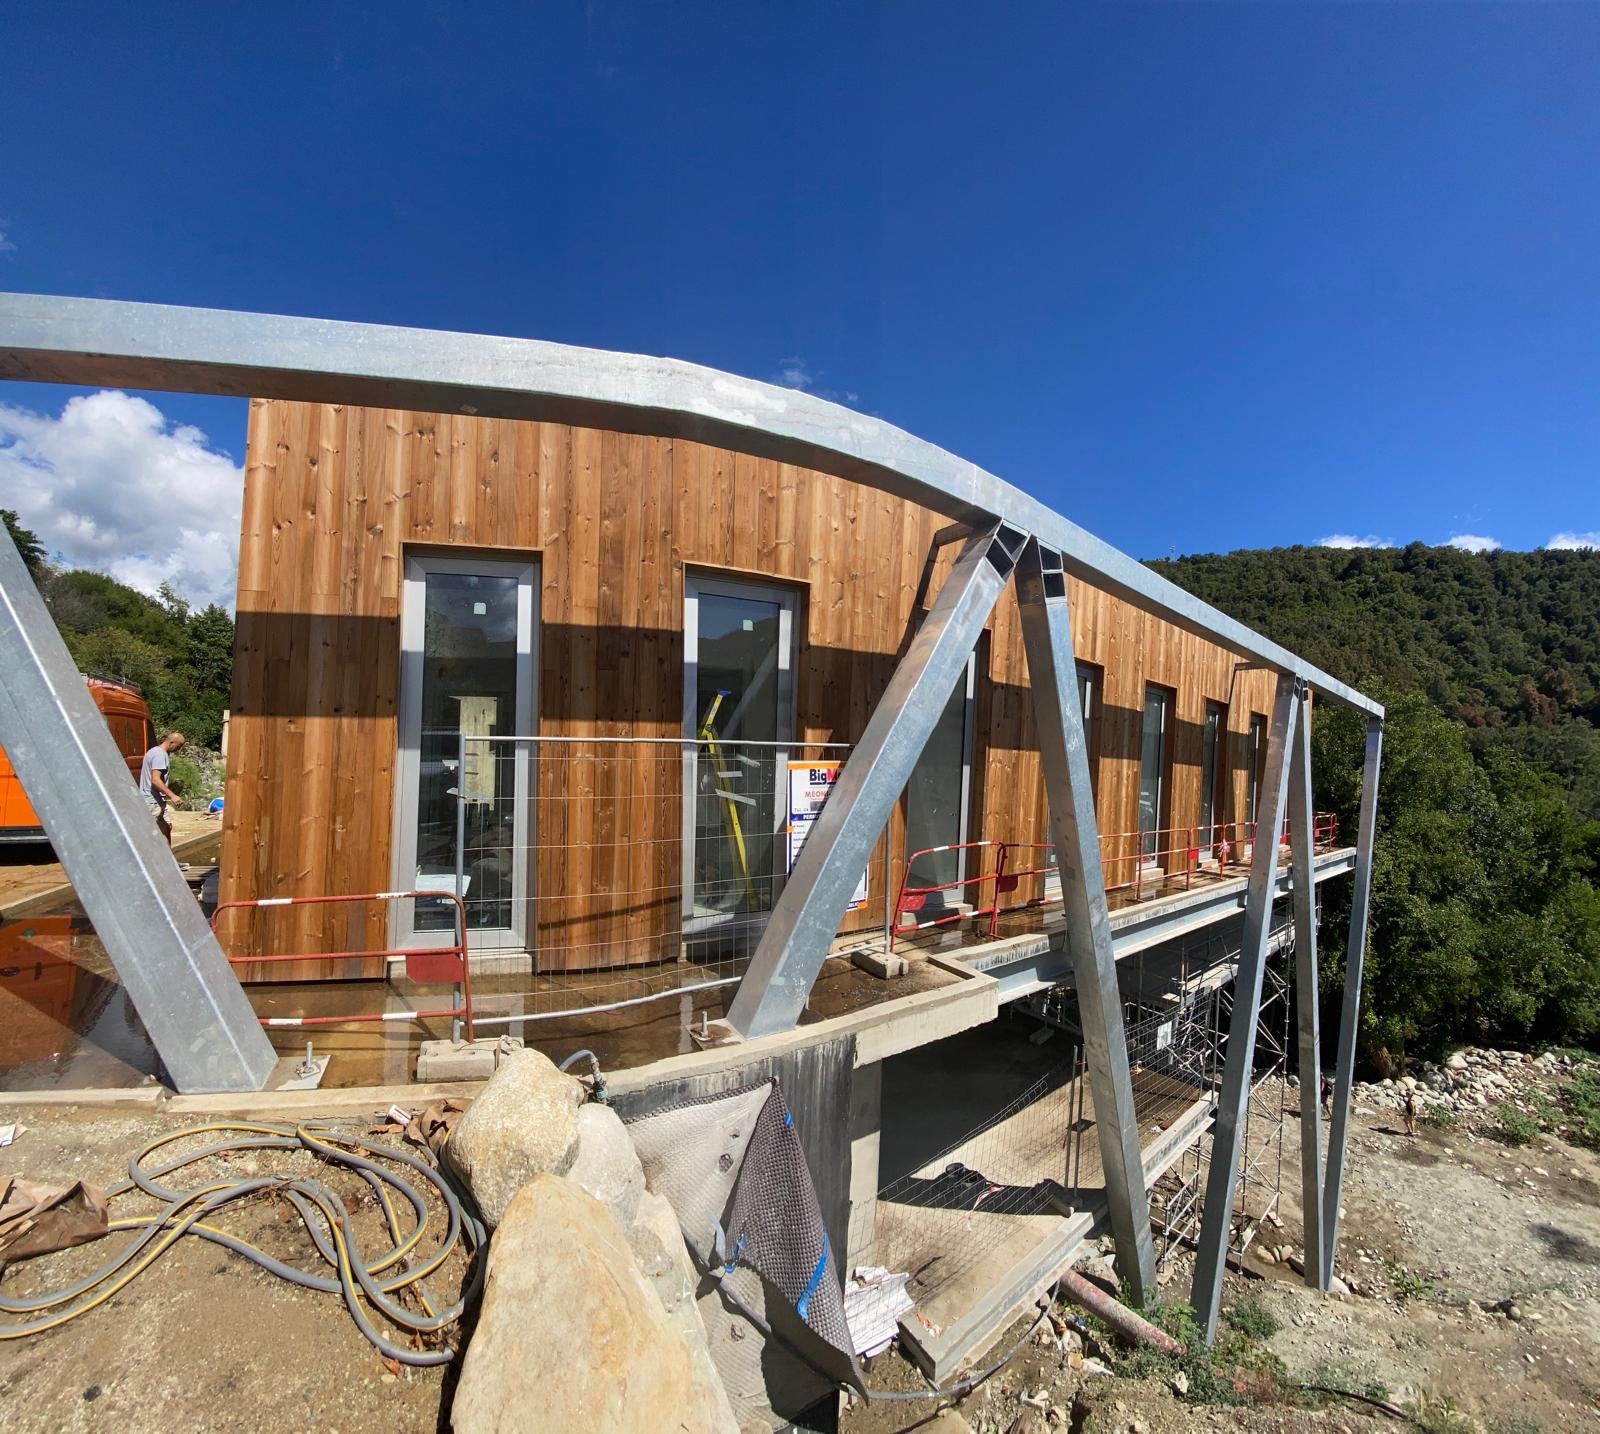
[1494,1103,1540,1146]
[1565,1069,1600,1149]
[1225,1295,1279,1340]
[1421,1104,1460,1132]
[166,755,203,798]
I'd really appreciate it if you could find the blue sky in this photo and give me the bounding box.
[2,2,1597,603]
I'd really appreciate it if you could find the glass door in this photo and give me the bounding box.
[904,656,976,903]
[683,575,796,927]
[1138,685,1171,865]
[1199,700,1226,860]
[394,555,537,950]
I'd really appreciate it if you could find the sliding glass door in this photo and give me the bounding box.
[683,575,796,926]
[1199,700,1226,859]
[904,657,976,899]
[394,555,537,950]
[1138,685,1172,864]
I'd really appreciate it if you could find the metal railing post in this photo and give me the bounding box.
[1190,672,1300,1343]
[1321,716,1384,1275]
[453,732,467,1043]
[1015,538,1158,1306]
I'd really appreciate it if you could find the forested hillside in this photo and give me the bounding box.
[1151,544,1600,1063]
[3,509,233,750]
[1150,544,1600,818]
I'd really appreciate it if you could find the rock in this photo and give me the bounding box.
[1327,1274,1351,1297]
[1448,1052,1469,1071]
[1255,1247,1277,1266]
[565,1103,645,1226]
[1506,1304,1523,1322]
[1170,1370,1189,1396]
[452,1175,737,1434]
[447,1048,585,1227]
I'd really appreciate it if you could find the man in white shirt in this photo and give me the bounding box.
[138,731,186,845]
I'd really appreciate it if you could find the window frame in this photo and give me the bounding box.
[681,571,801,930]
[391,551,539,953]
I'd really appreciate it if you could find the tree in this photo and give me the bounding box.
[2,509,47,583]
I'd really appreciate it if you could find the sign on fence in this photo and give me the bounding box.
[786,761,868,910]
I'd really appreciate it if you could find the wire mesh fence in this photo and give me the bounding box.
[422,736,856,1023]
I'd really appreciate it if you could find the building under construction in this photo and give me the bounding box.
[0,294,1383,1407]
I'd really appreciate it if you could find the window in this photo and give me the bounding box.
[394,554,538,949]
[1199,700,1227,858]
[683,574,797,924]
[1138,684,1174,864]
[904,656,976,898]
[1076,661,1101,808]
[1247,712,1267,833]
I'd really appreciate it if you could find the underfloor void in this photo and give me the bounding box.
[847,1005,1218,1378]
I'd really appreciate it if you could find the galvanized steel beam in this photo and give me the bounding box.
[725,523,1024,1039]
[1321,716,1384,1275]
[1190,673,1300,1344]
[0,530,276,1092]
[1015,540,1157,1305]
[0,293,1382,719]
[1287,692,1326,1289]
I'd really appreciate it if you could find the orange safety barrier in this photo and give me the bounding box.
[210,889,474,1039]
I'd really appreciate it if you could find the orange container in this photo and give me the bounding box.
[0,677,154,841]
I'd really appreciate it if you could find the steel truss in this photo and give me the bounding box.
[0,294,1381,1320]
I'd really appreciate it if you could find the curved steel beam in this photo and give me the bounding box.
[0,291,1381,716]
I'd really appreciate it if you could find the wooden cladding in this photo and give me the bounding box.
[222,400,1283,979]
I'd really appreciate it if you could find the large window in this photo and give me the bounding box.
[683,575,797,924]
[1199,700,1227,858]
[1138,684,1174,864]
[1076,661,1101,809]
[1247,711,1267,833]
[904,656,976,897]
[394,554,537,949]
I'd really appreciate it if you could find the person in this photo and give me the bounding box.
[139,731,186,845]
[1403,1085,1418,1138]
[1320,1072,1333,1118]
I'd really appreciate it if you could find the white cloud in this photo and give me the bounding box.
[1445,533,1500,553]
[0,390,242,609]
[1315,533,1389,549]
[773,356,815,391]
[1547,531,1600,551]
[769,356,862,408]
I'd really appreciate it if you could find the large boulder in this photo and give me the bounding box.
[452,1175,738,1434]
[566,1103,646,1227]
[446,1048,584,1227]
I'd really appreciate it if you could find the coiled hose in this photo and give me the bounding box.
[0,1120,487,1366]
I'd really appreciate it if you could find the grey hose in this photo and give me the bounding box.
[0,1121,487,1367]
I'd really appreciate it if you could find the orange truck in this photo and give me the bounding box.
[0,675,154,842]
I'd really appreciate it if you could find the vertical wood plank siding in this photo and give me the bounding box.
[223,402,1282,979]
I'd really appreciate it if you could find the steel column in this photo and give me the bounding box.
[725,522,1025,1039]
[1287,691,1325,1288]
[1190,673,1300,1343]
[0,530,276,1092]
[1321,716,1384,1274]
[1015,540,1157,1306]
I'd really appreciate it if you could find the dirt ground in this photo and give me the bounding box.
[3,1070,1597,1433]
[0,1105,470,1434]
[842,1072,1600,1434]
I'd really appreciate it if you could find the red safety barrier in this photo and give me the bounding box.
[211,889,474,1039]
[991,841,1057,932]
[889,842,1003,952]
